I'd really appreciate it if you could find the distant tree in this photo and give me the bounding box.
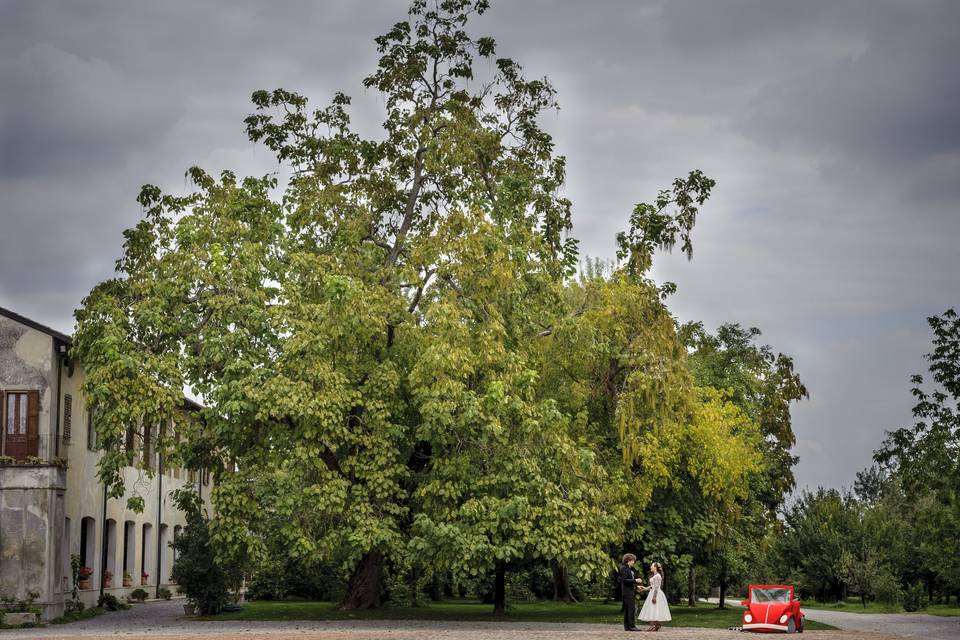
[876,308,960,594]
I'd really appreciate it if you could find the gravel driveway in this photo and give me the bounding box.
[0,600,906,640]
[802,608,960,640]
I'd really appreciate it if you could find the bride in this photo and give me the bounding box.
[638,562,671,632]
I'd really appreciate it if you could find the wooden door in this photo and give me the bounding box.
[4,391,39,460]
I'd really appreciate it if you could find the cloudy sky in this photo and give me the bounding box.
[2,0,958,492]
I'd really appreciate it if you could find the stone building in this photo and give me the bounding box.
[0,306,213,619]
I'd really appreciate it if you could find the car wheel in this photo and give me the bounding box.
[787,618,797,634]
[797,616,804,633]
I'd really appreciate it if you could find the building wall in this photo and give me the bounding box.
[0,314,59,460]
[1,311,215,619]
[0,466,65,612]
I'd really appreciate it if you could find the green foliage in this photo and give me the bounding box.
[902,582,928,612]
[0,455,15,465]
[71,0,728,612]
[97,593,129,611]
[170,489,235,614]
[157,587,172,601]
[129,588,148,602]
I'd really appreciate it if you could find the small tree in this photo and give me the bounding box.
[170,489,234,615]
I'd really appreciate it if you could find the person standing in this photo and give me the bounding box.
[619,553,642,631]
[638,562,671,632]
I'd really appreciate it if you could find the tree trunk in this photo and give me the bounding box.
[493,561,506,615]
[552,560,574,602]
[428,572,444,601]
[341,551,383,609]
[719,575,727,609]
[687,565,696,607]
[409,564,419,607]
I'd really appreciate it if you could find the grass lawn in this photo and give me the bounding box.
[802,597,960,617]
[210,598,836,630]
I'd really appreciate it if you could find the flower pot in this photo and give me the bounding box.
[104,577,113,588]
[183,603,196,615]
[122,577,132,587]
[78,578,91,590]
[141,577,150,586]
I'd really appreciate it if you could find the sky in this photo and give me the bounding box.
[1,0,958,493]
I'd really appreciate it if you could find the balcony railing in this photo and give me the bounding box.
[0,433,63,465]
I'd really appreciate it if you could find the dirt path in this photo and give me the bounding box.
[801,608,960,640]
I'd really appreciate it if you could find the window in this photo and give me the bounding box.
[63,394,72,441]
[125,425,135,455]
[143,422,152,470]
[3,391,39,461]
[87,406,97,451]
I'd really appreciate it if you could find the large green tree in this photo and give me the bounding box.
[70,0,716,612]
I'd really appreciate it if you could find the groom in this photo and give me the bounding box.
[619,553,641,631]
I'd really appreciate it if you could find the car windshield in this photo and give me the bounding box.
[751,587,792,603]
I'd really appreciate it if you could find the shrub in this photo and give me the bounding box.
[902,582,928,612]
[873,572,902,606]
[130,588,148,602]
[170,488,236,615]
[0,455,15,465]
[157,587,172,600]
[97,593,123,611]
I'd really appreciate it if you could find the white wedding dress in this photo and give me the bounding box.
[638,572,671,622]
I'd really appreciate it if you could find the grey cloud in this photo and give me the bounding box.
[1,0,958,492]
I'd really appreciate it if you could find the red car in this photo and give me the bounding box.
[741,584,805,633]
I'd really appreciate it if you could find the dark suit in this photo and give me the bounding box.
[619,564,639,630]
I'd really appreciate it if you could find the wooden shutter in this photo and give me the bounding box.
[63,394,72,441]
[27,390,40,458]
[143,422,152,470]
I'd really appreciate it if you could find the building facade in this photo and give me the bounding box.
[0,307,213,619]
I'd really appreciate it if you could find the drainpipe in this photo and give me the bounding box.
[99,483,107,598]
[155,444,163,599]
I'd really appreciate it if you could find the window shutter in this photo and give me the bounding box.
[87,410,96,450]
[27,390,40,458]
[27,390,39,436]
[63,394,72,441]
[143,422,152,470]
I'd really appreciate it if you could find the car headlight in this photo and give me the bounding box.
[780,614,789,624]
[744,613,753,623]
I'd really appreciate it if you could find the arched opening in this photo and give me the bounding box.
[140,523,153,585]
[103,519,117,587]
[122,520,136,585]
[79,517,96,589]
[172,525,182,567]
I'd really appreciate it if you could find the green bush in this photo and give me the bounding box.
[130,588,148,602]
[170,488,235,615]
[902,582,928,612]
[873,572,902,606]
[246,557,343,602]
[157,587,172,600]
[97,593,129,611]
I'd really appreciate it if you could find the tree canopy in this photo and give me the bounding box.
[72,0,806,612]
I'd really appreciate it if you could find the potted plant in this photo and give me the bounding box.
[141,571,150,586]
[122,571,133,587]
[103,570,113,588]
[182,600,196,615]
[77,566,93,590]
